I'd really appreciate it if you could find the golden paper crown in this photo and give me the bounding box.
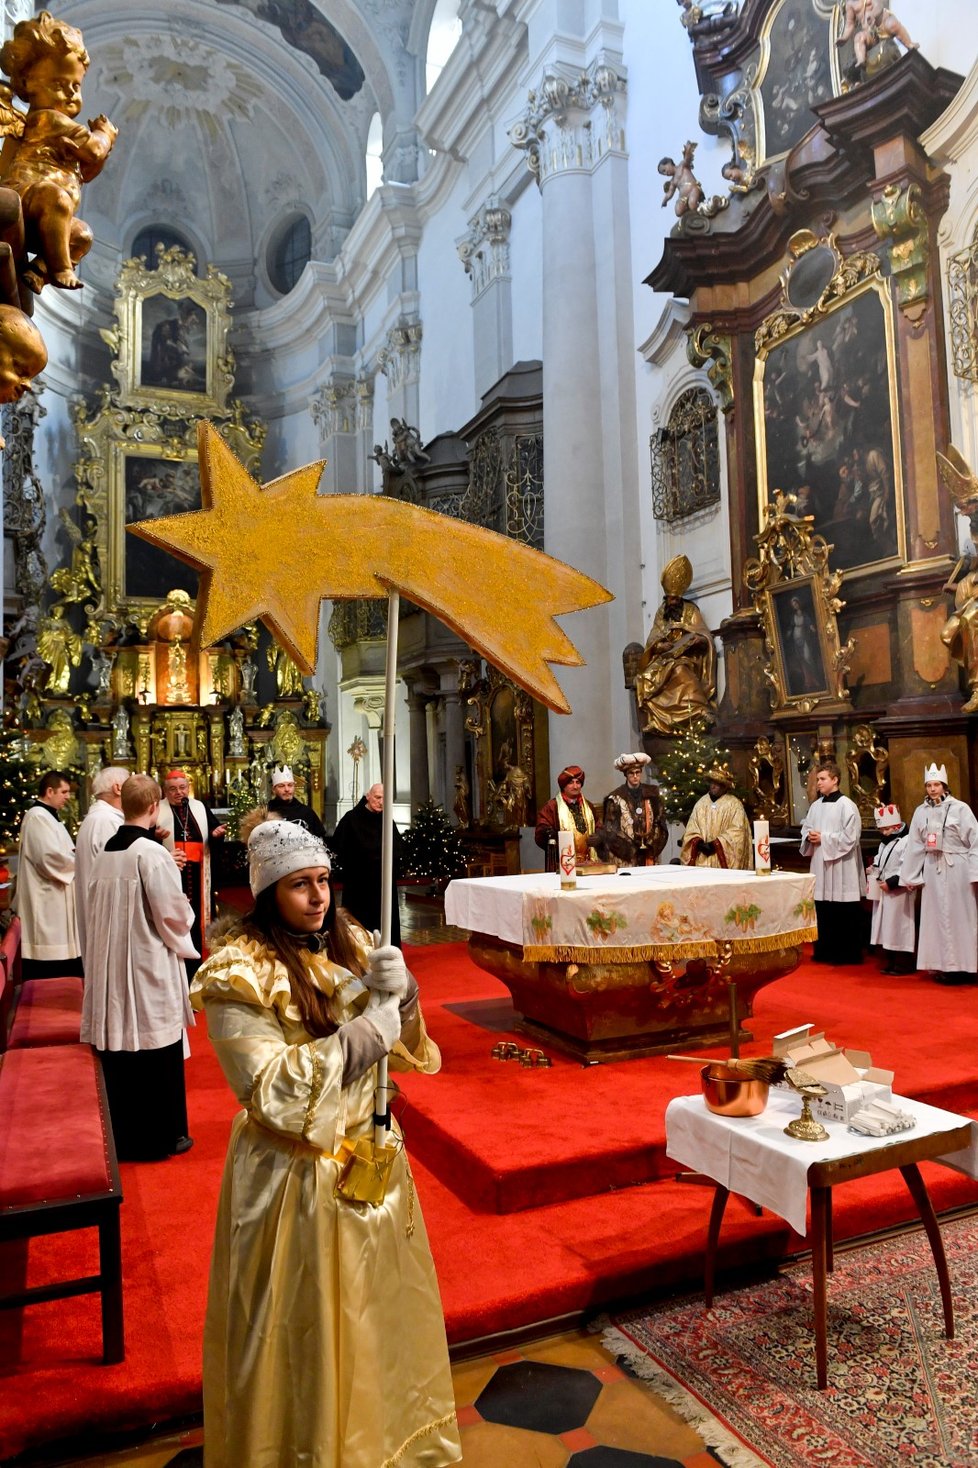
[660,554,693,597]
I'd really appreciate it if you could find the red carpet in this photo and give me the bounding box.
[2,945,978,1461]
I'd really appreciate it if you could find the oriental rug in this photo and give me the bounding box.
[603,1211,978,1468]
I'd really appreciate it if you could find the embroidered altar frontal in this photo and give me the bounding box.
[445,867,817,962]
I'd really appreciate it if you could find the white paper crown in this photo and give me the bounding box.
[923,762,948,786]
[873,803,903,829]
[271,765,293,786]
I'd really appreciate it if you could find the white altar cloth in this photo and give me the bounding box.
[665,1090,978,1236]
[444,867,817,962]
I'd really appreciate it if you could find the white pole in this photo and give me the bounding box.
[374,589,399,1149]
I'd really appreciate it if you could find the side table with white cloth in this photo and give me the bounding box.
[444,867,817,1062]
[666,1089,978,1388]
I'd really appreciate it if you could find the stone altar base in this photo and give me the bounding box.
[467,933,804,1063]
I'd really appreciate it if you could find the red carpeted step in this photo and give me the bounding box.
[396,944,978,1213]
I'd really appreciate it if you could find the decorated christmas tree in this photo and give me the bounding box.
[0,727,38,854]
[225,771,262,840]
[402,800,466,886]
[655,724,742,824]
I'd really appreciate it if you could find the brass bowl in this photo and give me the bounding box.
[700,1063,769,1117]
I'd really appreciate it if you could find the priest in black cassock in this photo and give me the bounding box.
[330,782,404,945]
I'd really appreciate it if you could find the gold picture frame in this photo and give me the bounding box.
[764,574,836,707]
[753,235,906,580]
[753,0,842,169]
[99,245,234,415]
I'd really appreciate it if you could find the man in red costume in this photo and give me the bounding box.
[534,765,603,872]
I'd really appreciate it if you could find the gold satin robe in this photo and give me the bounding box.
[680,791,752,870]
[190,934,461,1468]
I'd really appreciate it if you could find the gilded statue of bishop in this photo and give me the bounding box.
[632,555,716,735]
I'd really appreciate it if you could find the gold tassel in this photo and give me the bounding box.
[523,926,818,964]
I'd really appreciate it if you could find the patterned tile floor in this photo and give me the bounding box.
[48,1329,720,1467]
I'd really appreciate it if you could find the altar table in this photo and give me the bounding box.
[444,867,817,1062]
[666,1089,978,1387]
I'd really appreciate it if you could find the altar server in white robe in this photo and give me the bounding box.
[15,769,82,978]
[866,802,916,974]
[74,765,128,962]
[81,774,198,1160]
[900,762,978,986]
[800,759,865,965]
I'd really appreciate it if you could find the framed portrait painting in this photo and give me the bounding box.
[139,294,208,395]
[754,274,905,577]
[110,443,201,614]
[100,245,233,415]
[766,576,833,705]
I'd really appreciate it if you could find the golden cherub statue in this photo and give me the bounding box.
[0,11,118,294]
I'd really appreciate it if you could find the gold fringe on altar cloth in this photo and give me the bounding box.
[521,927,818,964]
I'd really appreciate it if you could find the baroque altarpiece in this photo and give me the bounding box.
[3,247,329,825]
[645,0,971,828]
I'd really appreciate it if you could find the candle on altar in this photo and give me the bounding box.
[754,819,771,876]
[557,830,577,890]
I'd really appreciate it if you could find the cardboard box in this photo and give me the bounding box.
[771,1025,894,1124]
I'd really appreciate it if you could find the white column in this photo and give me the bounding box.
[456,200,514,399]
[509,56,635,778]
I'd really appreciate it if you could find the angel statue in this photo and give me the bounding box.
[630,555,717,736]
[0,11,118,294]
[658,142,703,218]
[837,0,918,84]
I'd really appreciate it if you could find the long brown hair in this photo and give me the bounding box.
[236,885,367,1039]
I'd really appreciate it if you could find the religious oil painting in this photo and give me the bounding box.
[755,0,840,163]
[139,294,208,394]
[120,450,200,604]
[755,280,904,576]
[768,577,832,702]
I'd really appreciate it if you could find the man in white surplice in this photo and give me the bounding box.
[74,765,128,963]
[15,769,82,978]
[81,774,198,1161]
[900,761,978,987]
[800,759,865,965]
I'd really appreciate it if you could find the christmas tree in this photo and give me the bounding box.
[402,800,466,887]
[655,724,743,823]
[0,727,39,854]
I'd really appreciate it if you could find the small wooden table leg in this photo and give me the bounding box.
[810,1185,830,1389]
[704,1184,730,1308]
[825,1187,834,1274]
[899,1162,954,1338]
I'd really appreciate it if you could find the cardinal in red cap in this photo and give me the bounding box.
[535,764,604,871]
[156,769,226,980]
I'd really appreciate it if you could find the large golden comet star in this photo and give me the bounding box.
[128,422,613,715]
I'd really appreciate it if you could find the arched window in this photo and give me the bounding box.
[269,215,312,296]
[131,225,195,269]
[366,112,383,200]
[426,0,462,92]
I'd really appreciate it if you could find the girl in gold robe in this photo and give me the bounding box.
[190,815,461,1468]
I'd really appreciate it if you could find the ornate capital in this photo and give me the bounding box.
[355,375,375,432]
[310,377,356,438]
[377,318,422,390]
[456,199,512,295]
[872,182,929,318]
[508,58,627,186]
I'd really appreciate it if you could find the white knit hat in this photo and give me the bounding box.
[271,765,293,787]
[923,762,948,786]
[248,817,331,895]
